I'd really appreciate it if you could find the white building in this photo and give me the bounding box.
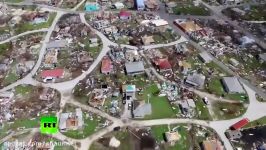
[113,2,124,9]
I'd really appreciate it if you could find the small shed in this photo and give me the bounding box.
[231,118,249,130]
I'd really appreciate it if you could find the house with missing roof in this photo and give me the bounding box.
[0,91,14,102]
[165,131,181,144]
[202,140,223,150]
[153,58,172,72]
[101,56,113,75]
[39,88,55,101]
[59,108,83,132]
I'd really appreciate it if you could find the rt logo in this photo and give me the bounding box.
[40,116,58,134]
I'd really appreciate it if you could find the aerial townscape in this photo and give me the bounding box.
[0,0,266,150]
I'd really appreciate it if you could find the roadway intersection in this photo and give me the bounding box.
[0,1,266,150]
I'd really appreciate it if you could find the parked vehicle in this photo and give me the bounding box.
[203,97,209,105]
[43,77,54,83]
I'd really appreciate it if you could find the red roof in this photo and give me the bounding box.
[119,10,131,17]
[41,69,64,78]
[155,58,172,70]
[231,118,249,130]
[101,57,112,73]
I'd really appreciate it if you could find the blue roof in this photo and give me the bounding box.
[136,0,144,6]
[85,4,99,11]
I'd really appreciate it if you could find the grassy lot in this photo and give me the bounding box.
[62,113,102,139]
[15,84,34,96]
[2,62,20,86]
[54,146,75,150]
[89,130,133,150]
[8,0,24,3]
[2,72,19,86]
[0,118,39,139]
[0,43,12,55]
[173,5,210,16]
[242,5,266,21]
[81,37,102,58]
[153,30,177,44]
[141,84,176,119]
[151,125,189,150]
[15,13,56,34]
[207,78,248,101]
[244,116,266,128]
[116,37,130,45]
[224,93,247,101]
[151,125,169,141]
[0,26,11,34]
[195,99,212,120]
[212,101,247,120]
[207,78,224,96]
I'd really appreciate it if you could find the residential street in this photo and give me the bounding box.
[1,1,266,150]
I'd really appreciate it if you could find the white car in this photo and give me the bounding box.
[203,97,209,105]
[43,77,55,83]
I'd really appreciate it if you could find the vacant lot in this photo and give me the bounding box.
[139,84,176,119]
[15,13,56,34]
[212,101,247,120]
[173,5,210,16]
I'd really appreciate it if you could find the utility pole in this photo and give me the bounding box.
[147,94,150,103]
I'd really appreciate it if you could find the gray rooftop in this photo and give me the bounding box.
[47,40,68,49]
[133,103,151,118]
[259,53,266,62]
[222,77,245,93]
[125,61,145,74]
[186,73,206,88]
[199,52,213,63]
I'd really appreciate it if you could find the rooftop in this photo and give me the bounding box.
[125,61,145,74]
[174,19,202,33]
[222,77,245,93]
[41,68,64,78]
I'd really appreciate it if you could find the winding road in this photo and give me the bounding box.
[1,1,266,150]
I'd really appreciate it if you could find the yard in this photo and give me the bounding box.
[7,0,24,3]
[81,37,102,58]
[2,62,20,86]
[242,5,266,21]
[61,112,104,139]
[89,130,133,150]
[151,124,189,150]
[0,43,12,56]
[173,5,210,16]
[195,99,212,120]
[244,116,266,129]
[0,117,39,140]
[140,84,176,119]
[212,101,247,120]
[15,84,34,96]
[207,78,248,101]
[15,13,56,34]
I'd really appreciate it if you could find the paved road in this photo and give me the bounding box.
[200,0,266,49]
[0,28,48,44]
[1,1,266,150]
[155,0,266,100]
